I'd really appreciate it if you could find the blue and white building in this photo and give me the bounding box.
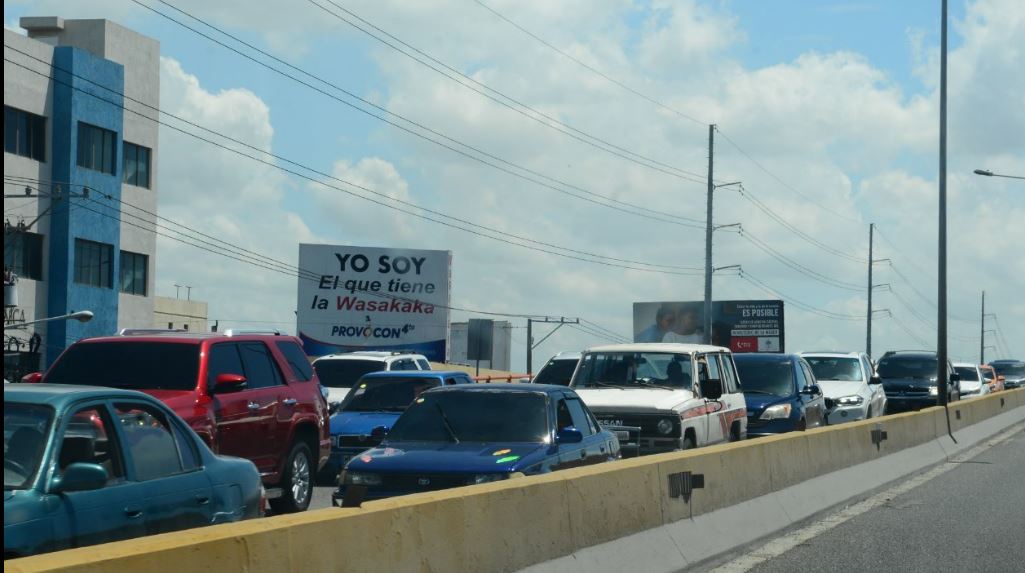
[4,17,160,369]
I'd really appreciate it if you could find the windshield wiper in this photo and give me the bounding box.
[633,381,678,391]
[434,402,460,444]
[743,390,778,396]
[589,381,630,389]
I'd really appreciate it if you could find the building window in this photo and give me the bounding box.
[77,122,117,175]
[4,105,46,161]
[74,238,114,288]
[119,250,148,296]
[123,141,151,188]
[3,230,44,280]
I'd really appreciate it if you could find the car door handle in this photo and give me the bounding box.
[196,495,210,505]
[282,398,298,406]
[125,507,143,519]
[247,402,260,410]
[579,450,587,459]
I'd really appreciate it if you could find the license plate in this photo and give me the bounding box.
[598,418,624,427]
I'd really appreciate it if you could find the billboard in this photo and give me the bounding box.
[297,244,452,361]
[632,300,784,353]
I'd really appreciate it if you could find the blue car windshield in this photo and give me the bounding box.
[735,359,795,397]
[4,403,54,490]
[387,391,549,443]
[341,378,439,412]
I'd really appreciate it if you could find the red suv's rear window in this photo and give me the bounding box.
[46,342,200,391]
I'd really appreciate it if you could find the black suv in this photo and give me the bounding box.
[876,351,960,413]
[989,360,1025,390]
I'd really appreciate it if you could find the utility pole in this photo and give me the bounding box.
[703,124,715,345]
[526,319,533,375]
[937,0,949,406]
[867,223,874,357]
[980,291,985,364]
[526,317,579,376]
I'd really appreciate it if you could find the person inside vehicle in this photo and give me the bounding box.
[667,359,690,387]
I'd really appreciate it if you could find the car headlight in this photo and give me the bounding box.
[471,473,509,485]
[837,395,863,406]
[760,403,792,420]
[344,471,382,486]
[657,418,674,435]
[929,386,939,396]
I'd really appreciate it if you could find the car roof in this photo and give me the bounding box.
[424,383,567,395]
[799,352,862,358]
[4,383,155,406]
[880,351,938,360]
[550,351,582,360]
[314,351,425,362]
[734,353,797,361]
[989,359,1023,365]
[952,362,980,368]
[585,343,729,354]
[359,370,469,380]
[70,332,300,345]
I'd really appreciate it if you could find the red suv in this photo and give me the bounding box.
[37,330,330,513]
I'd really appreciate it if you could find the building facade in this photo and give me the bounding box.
[4,17,160,368]
[153,296,208,333]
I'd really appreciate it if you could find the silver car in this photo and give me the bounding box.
[952,363,990,398]
[800,352,886,424]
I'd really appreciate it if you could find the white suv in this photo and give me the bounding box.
[312,351,431,410]
[570,343,747,455]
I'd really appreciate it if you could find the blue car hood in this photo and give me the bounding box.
[345,441,548,474]
[330,411,402,435]
[743,393,791,416]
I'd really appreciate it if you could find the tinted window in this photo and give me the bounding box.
[313,359,384,388]
[416,359,431,370]
[74,238,114,288]
[991,362,1025,377]
[340,377,439,412]
[114,403,183,481]
[122,141,151,188]
[954,366,979,381]
[207,343,244,389]
[877,356,938,379]
[4,230,44,280]
[4,402,54,489]
[276,340,314,381]
[981,369,994,381]
[238,342,283,389]
[573,352,692,388]
[4,105,45,161]
[800,362,816,387]
[391,359,417,371]
[46,342,200,391]
[805,357,864,382]
[61,405,123,483]
[734,357,795,397]
[387,391,549,443]
[172,422,201,471]
[119,250,148,296]
[565,398,595,436]
[77,121,116,174]
[533,358,578,386]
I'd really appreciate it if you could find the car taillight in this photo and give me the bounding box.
[259,485,267,516]
[21,372,43,383]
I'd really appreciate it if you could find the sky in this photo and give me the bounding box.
[5,0,1023,370]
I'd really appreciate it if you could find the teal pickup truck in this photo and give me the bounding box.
[4,384,263,559]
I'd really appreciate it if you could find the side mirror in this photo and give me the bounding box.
[869,375,882,385]
[21,372,43,384]
[556,427,584,444]
[213,373,247,393]
[370,425,389,440]
[700,378,724,400]
[802,384,822,396]
[52,463,108,493]
[950,372,961,383]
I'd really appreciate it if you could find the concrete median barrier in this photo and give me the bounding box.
[9,389,1025,573]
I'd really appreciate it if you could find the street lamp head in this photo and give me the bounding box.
[69,310,94,323]
[973,169,993,176]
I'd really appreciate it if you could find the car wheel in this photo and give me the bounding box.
[796,418,807,431]
[270,442,313,514]
[682,436,696,450]
[866,406,873,419]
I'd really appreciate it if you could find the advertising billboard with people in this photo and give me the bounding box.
[297,244,452,360]
[632,300,785,352]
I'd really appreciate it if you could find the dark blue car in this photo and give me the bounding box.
[321,371,476,481]
[332,384,620,502]
[4,384,263,558]
[734,353,827,436]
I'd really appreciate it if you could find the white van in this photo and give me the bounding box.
[570,343,747,455]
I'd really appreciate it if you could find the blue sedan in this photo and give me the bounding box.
[4,384,263,558]
[734,353,827,436]
[321,370,476,480]
[332,384,620,502]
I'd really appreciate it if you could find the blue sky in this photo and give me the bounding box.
[5,0,1022,366]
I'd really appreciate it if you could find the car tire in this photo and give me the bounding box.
[270,442,313,514]
[796,418,807,431]
[682,436,696,450]
[866,406,873,419]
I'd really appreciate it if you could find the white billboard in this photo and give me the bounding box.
[297,244,452,360]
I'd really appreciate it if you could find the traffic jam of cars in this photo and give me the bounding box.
[4,331,1021,557]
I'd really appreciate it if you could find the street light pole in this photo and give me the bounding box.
[704,124,715,345]
[980,291,985,364]
[937,0,949,406]
[3,310,94,331]
[973,169,1025,180]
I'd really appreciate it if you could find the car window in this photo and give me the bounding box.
[734,357,795,396]
[416,359,431,370]
[800,362,817,387]
[555,398,574,432]
[444,377,460,386]
[387,391,549,443]
[45,342,200,391]
[565,397,595,436]
[114,403,184,481]
[861,356,874,379]
[313,359,384,388]
[275,340,314,381]
[719,354,740,393]
[700,354,721,381]
[533,358,578,386]
[4,402,55,490]
[794,360,809,389]
[207,342,244,390]
[340,377,438,412]
[239,342,284,389]
[59,405,124,484]
[954,366,979,381]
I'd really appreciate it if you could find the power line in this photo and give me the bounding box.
[471,0,706,127]
[304,0,710,184]
[738,270,863,321]
[738,228,864,291]
[4,50,705,276]
[888,313,931,348]
[126,1,708,227]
